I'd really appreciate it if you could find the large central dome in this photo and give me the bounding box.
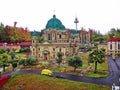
[46,15,65,30]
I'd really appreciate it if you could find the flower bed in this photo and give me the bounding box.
[0,75,10,88]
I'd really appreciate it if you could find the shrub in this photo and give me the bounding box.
[26,58,36,65]
[19,48,30,53]
[19,58,36,66]
[36,62,49,69]
[12,62,17,71]
[18,59,26,65]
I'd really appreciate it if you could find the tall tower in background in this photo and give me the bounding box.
[74,17,79,31]
[74,17,80,43]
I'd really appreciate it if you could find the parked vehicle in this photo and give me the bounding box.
[41,69,53,76]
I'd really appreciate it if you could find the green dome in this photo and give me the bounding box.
[32,31,39,36]
[46,15,65,30]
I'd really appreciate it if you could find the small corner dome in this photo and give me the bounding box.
[32,31,39,36]
[45,15,65,30]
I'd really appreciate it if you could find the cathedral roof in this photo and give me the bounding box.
[69,29,79,34]
[46,15,65,30]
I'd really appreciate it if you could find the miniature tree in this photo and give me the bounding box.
[89,49,105,73]
[68,55,82,72]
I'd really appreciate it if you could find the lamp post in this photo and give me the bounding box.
[112,83,115,90]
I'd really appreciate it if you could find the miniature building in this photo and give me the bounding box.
[31,15,91,61]
[0,42,31,52]
[0,43,20,52]
[107,38,120,56]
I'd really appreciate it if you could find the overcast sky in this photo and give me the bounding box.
[0,0,120,34]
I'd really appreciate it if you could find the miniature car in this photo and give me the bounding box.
[41,69,53,76]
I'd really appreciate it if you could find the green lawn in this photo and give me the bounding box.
[3,52,109,78]
[1,52,111,89]
[15,52,27,59]
[85,56,109,78]
[79,52,109,78]
[4,74,111,90]
[49,52,109,78]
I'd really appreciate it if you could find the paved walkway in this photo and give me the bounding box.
[2,56,120,87]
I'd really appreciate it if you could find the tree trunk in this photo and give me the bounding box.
[94,61,97,73]
[3,65,5,72]
[74,67,76,72]
[12,67,14,71]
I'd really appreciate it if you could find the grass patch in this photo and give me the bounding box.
[79,52,109,78]
[4,74,111,90]
[85,56,109,78]
[16,53,27,59]
[85,71,110,78]
[48,52,109,78]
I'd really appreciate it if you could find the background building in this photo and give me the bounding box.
[107,38,120,58]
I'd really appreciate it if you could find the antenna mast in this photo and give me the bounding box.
[74,17,79,31]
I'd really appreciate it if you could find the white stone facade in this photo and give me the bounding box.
[107,38,120,56]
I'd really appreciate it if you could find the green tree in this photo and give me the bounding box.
[108,28,115,38]
[56,51,64,66]
[0,23,4,32]
[19,58,36,66]
[0,53,9,72]
[89,49,105,73]
[0,23,4,41]
[102,34,109,42]
[0,48,6,54]
[19,58,26,66]
[10,52,16,60]
[26,58,36,65]
[93,36,103,42]
[108,28,120,38]
[12,62,17,71]
[1,26,11,43]
[114,32,120,38]
[68,55,82,72]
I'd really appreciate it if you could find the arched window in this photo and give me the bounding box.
[48,34,51,40]
[118,43,120,49]
[39,54,40,57]
[53,48,55,51]
[32,40,34,43]
[38,48,40,51]
[110,44,112,50]
[59,34,61,39]
[33,48,35,51]
[59,48,61,52]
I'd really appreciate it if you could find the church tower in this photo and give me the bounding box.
[31,31,39,59]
